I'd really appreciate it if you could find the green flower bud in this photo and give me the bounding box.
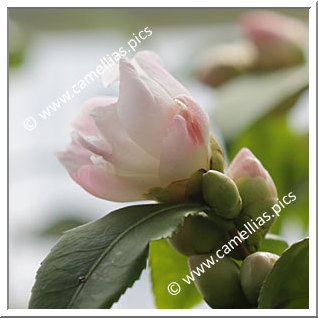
[202,170,242,219]
[168,214,226,256]
[227,148,278,252]
[240,252,279,305]
[235,177,277,252]
[209,135,226,172]
[188,253,249,308]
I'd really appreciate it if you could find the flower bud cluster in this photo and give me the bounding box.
[168,146,280,308]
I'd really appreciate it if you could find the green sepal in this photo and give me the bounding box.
[209,134,226,172]
[144,170,205,204]
[203,170,242,219]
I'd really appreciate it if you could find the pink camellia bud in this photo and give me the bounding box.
[57,51,211,202]
[240,11,307,70]
[227,148,277,198]
[227,148,278,252]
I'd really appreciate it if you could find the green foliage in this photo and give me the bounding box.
[213,65,308,140]
[258,238,309,308]
[29,203,208,309]
[259,234,289,255]
[229,115,309,235]
[9,50,25,68]
[149,239,203,308]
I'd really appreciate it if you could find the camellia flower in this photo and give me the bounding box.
[57,51,211,202]
[240,11,307,69]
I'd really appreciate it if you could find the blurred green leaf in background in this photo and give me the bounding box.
[213,65,308,141]
[228,115,309,236]
[259,234,289,256]
[150,239,203,309]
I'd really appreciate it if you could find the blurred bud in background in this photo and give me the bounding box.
[195,41,257,87]
[195,10,307,87]
[240,10,308,70]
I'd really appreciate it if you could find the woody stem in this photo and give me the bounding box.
[228,228,250,259]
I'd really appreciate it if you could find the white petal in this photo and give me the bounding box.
[101,62,120,88]
[117,58,178,157]
[134,51,191,98]
[72,96,117,136]
[91,103,159,176]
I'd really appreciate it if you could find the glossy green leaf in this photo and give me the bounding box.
[259,234,289,256]
[150,239,203,308]
[29,203,208,309]
[258,238,309,309]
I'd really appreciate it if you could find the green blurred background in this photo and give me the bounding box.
[9,8,308,30]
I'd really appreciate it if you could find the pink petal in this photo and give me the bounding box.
[117,58,178,157]
[74,132,113,163]
[173,95,210,146]
[56,137,93,174]
[227,147,254,177]
[159,115,210,183]
[70,164,159,202]
[239,157,268,180]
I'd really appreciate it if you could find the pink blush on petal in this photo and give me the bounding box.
[186,115,205,145]
[173,95,210,146]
